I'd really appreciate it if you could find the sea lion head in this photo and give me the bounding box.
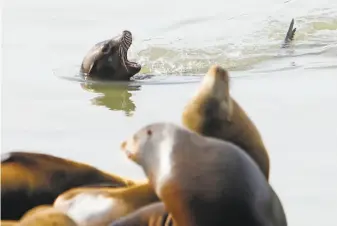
[81,30,141,80]
[120,123,178,165]
[198,65,230,100]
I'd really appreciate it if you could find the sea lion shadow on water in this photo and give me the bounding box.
[80,79,142,117]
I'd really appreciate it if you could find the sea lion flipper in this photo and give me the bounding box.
[282,18,296,48]
[286,18,296,41]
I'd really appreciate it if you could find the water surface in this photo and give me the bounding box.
[2,0,337,225]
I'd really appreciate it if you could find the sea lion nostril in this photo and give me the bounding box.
[122,30,132,36]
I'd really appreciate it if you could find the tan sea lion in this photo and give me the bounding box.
[18,205,77,226]
[110,202,172,226]
[120,122,288,226]
[1,151,136,220]
[182,65,270,179]
[53,182,159,226]
[80,30,141,81]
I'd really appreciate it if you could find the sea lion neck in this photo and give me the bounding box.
[139,132,177,197]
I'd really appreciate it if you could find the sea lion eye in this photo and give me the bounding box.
[147,130,152,136]
[102,44,110,54]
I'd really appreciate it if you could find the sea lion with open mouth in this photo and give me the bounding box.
[80,30,141,81]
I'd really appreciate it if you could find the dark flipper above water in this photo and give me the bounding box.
[282,18,296,48]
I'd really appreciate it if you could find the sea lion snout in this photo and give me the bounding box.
[207,65,228,81]
[120,138,137,160]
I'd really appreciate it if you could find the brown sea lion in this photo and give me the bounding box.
[18,205,77,226]
[53,182,159,226]
[110,202,172,226]
[120,122,288,226]
[80,30,141,81]
[182,65,270,179]
[1,151,136,220]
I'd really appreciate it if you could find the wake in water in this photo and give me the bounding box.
[132,7,337,75]
[54,4,337,82]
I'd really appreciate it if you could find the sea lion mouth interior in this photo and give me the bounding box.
[119,30,141,70]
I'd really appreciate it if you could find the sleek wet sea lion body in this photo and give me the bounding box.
[121,122,287,226]
[80,30,141,81]
[1,151,135,220]
[53,182,159,226]
[18,205,77,226]
[182,65,270,179]
[110,202,172,226]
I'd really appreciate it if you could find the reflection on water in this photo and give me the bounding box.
[80,82,141,116]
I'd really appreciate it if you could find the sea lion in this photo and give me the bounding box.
[120,122,287,226]
[80,30,141,81]
[1,151,136,220]
[53,182,160,226]
[18,205,77,226]
[182,65,270,179]
[110,202,172,226]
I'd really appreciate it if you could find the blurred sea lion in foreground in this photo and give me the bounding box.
[18,205,77,226]
[53,182,159,226]
[80,30,141,81]
[120,122,287,226]
[110,202,172,226]
[1,151,135,220]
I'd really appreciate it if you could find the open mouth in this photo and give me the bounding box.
[119,30,141,71]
